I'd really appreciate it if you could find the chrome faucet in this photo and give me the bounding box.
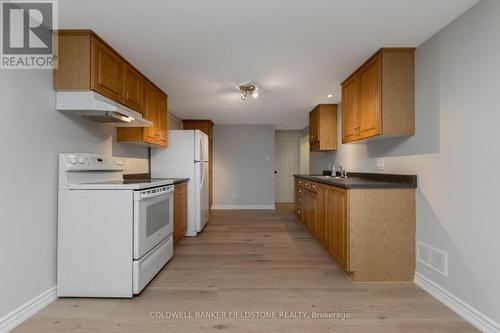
[339,165,348,178]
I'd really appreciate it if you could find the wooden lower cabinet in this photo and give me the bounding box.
[306,190,318,235]
[322,185,349,271]
[295,177,415,282]
[173,181,188,245]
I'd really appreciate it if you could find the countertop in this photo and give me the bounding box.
[123,175,189,185]
[170,178,190,184]
[294,173,417,189]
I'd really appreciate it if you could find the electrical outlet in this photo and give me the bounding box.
[376,159,385,170]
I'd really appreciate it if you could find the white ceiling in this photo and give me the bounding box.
[60,0,479,129]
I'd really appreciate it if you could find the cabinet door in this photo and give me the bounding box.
[181,183,188,237]
[142,81,158,144]
[309,109,319,144]
[174,183,187,244]
[310,191,318,236]
[156,93,168,146]
[316,186,327,245]
[342,75,359,143]
[302,190,308,225]
[173,182,188,245]
[122,63,144,112]
[358,53,382,139]
[91,37,123,102]
[173,185,183,244]
[326,188,348,269]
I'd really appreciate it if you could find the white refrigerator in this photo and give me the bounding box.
[151,130,209,236]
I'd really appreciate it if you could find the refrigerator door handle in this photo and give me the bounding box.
[199,163,205,190]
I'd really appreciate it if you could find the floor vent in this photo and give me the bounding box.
[417,241,448,277]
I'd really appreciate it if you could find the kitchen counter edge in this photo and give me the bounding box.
[294,174,417,189]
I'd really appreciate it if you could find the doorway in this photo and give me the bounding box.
[300,134,310,174]
[275,132,300,203]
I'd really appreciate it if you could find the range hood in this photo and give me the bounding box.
[56,91,152,127]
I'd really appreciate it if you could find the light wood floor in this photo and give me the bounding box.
[13,206,477,333]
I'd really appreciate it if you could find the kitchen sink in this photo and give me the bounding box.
[312,176,343,180]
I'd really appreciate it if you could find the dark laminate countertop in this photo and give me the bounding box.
[170,178,190,184]
[123,174,189,185]
[294,173,417,189]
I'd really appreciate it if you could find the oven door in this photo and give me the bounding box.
[133,186,173,260]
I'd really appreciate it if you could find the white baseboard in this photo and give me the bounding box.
[0,286,57,333]
[211,204,276,210]
[414,272,500,333]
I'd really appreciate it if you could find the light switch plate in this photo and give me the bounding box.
[376,159,385,170]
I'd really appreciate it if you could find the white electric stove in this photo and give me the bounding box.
[57,153,174,297]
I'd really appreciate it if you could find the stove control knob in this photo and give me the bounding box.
[78,157,84,164]
[69,157,77,165]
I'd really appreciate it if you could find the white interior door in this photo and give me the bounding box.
[300,135,310,174]
[275,134,300,203]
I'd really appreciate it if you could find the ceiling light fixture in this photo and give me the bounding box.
[327,94,333,98]
[239,84,258,101]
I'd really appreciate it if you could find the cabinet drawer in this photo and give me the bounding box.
[133,235,173,294]
[302,181,318,193]
[295,178,305,188]
[295,187,304,196]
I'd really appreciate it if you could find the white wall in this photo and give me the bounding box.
[213,125,275,208]
[0,70,148,322]
[310,0,500,326]
[168,112,183,130]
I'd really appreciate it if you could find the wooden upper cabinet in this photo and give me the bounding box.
[90,36,123,102]
[309,110,319,144]
[117,80,168,147]
[54,30,169,147]
[357,53,382,140]
[156,93,168,146]
[308,104,338,152]
[341,48,415,143]
[341,75,359,141]
[122,63,144,112]
[142,80,158,144]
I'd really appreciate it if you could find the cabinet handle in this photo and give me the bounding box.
[298,190,302,193]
